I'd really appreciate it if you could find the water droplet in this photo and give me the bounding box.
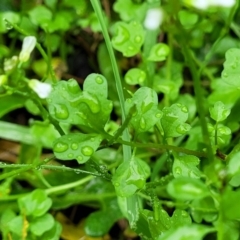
[54,104,69,119]
[127,99,132,103]
[81,146,94,156]
[77,156,83,162]
[47,98,52,103]
[99,165,107,173]
[181,210,188,217]
[140,117,146,129]
[90,138,95,142]
[79,93,100,113]
[155,112,162,118]
[68,138,72,141]
[176,124,188,134]
[128,45,134,51]
[232,62,237,69]
[174,167,182,175]
[109,102,113,109]
[134,36,142,43]
[95,76,103,84]
[177,103,182,108]
[53,142,68,153]
[113,25,129,45]
[68,153,74,158]
[68,79,80,94]
[71,143,78,150]
[114,182,120,187]
[181,106,188,113]
[4,19,13,30]
[76,112,87,120]
[222,72,228,78]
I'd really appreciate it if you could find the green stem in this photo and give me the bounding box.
[182,44,214,160]
[4,20,57,83]
[45,175,94,195]
[117,139,207,158]
[89,0,131,161]
[198,2,238,76]
[0,157,54,181]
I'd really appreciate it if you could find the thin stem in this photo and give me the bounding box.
[198,2,239,76]
[4,19,57,83]
[117,139,207,158]
[45,175,94,195]
[89,0,131,161]
[0,157,54,181]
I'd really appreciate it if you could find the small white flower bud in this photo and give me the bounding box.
[144,8,163,30]
[29,79,52,99]
[19,36,37,62]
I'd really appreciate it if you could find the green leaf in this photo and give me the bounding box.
[209,101,231,122]
[18,189,52,217]
[41,221,62,240]
[29,214,55,236]
[8,216,24,236]
[221,48,240,88]
[30,121,60,149]
[228,152,240,176]
[0,121,35,145]
[207,123,231,147]
[157,224,214,240]
[113,0,147,22]
[173,155,202,179]
[53,133,102,163]
[167,177,210,201]
[0,11,20,33]
[0,95,26,118]
[85,199,123,237]
[117,195,141,229]
[160,103,191,138]
[147,43,170,62]
[124,68,146,85]
[191,197,218,223]
[0,209,16,237]
[47,76,112,130]
[125,87,162,134]
[112,21,145,57]
[28,5,52,27]
[138,208,192,239]
[221,189,240,220]
[112,157,150,197]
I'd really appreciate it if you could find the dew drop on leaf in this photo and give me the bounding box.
[174,167,182,175]
[114,25,130,45]
[95,76,103,84]
[114,182,120,187]
[155,112,162,118]
[68,79,80,93]
[222,72,228,78]
[53,142,68,153]
[134,36,142,43]
[181,106,188,113]
[81,146,94,156]
[90,137,95,142]
[68,153,74,158]
[77,156,83,162]
[71,142,78,150]
[176,124,189,134]
[54,104,69,119]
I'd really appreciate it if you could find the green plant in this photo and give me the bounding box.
[1,0,240,239]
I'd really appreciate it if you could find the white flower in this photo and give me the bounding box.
[144,8,163,30]
[29,79,52,99]
[184,0,236,9]
[19,36,37,62]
